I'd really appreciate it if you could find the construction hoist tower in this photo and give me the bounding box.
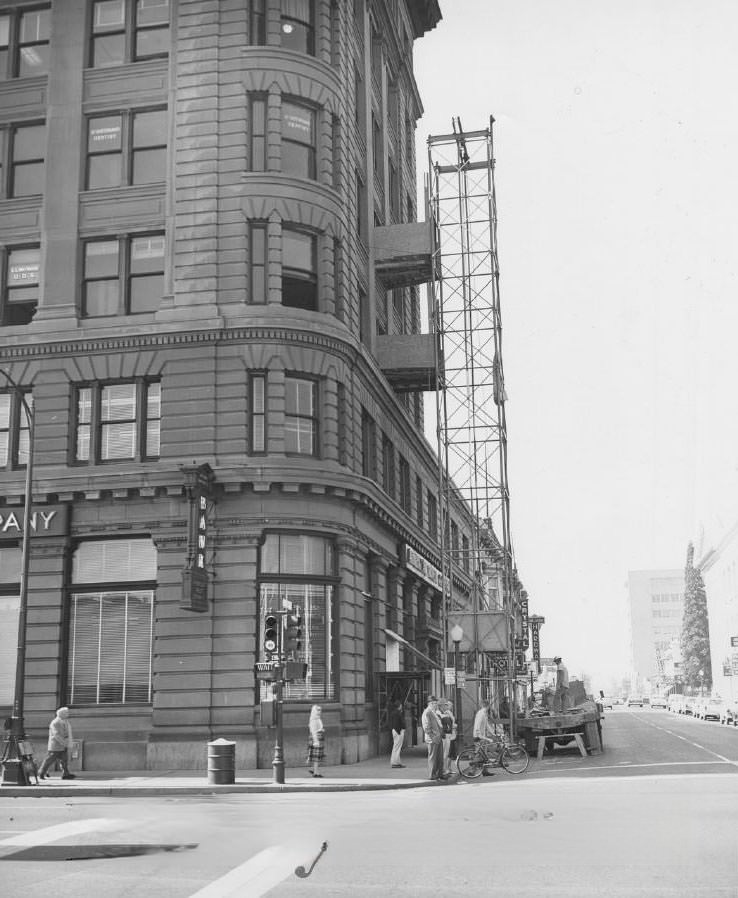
[428,117,521,724]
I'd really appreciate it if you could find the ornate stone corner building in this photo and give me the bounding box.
[0,0,470,771]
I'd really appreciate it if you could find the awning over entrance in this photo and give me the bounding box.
[383,628,442,669]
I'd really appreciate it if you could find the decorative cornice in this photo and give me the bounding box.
[0,323,359,364]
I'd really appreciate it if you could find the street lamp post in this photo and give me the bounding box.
[450,624,464,745]
[0,371,34,787]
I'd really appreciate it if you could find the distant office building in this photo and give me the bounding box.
[627,570,684,690]
[698,525,738,701]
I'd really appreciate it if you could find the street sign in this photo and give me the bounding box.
[254,661,280,680]
[456,672,466,688]
[444,667,456,685]
[731,636,738,647]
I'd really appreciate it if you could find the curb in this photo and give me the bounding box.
[0,778,453,798]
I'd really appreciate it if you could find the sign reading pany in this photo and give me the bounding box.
[0,504,68,538]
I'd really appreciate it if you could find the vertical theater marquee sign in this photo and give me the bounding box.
[180,463,215,612]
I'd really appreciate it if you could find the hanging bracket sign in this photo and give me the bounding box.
[181,464,215,612]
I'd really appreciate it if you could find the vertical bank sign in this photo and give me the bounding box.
[180,464,214,613]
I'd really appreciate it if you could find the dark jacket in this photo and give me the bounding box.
[389,707,405,733]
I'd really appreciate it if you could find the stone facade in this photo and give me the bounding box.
[0,0,468,771]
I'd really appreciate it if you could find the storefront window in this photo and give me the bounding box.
[259,533,335,701]
[66,538,156,705]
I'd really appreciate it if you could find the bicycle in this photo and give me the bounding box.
[456,735,529,778]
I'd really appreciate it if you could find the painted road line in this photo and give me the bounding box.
[0,818,124,847]
[637,717,738,766]
[542,760,733,772]
[188,845,306,898]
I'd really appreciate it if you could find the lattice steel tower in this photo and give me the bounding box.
[428,117,518,703]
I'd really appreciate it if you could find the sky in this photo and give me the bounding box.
[413,1,738,687]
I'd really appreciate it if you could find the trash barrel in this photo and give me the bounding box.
[207,738,236,785]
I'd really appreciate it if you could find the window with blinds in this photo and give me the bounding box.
[67,538,156,706]
[0,594,19,705]
[259,533,335,701]
[73,379,160,464]
[0,544,21,705]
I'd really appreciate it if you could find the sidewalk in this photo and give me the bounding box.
[0,748,457,797]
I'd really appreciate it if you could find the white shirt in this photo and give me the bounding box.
[472,708,503,740]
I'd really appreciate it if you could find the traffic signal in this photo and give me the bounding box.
[264,612,279,659]
[283,612,303,657]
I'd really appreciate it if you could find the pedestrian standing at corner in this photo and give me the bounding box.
[389,700,406,768]
[438,699,456,775]
[38,707,76,780]
[421,695,446,780]
[307,704,325,778]
[554,656,569,712]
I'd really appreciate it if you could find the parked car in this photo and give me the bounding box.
[682,696,696,716]
[600,696,613,710]
[696,698,725,721]
[650,695,668,710]
[627,695,644,707]
[720,703,737,726]
[668,694,685,713]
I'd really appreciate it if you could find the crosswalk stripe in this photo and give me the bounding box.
[0,818,124,847]
[188,845,305,898]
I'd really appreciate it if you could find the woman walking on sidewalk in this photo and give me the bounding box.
[38,707,76,780]
[307,705,325,778]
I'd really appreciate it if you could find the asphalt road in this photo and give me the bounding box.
[2,708,737,898]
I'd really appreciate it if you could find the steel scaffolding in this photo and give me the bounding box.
[428,117,519,716]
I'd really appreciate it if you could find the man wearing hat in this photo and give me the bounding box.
[553,656,569,712]
[421,695,446,780]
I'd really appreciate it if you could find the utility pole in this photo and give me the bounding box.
[0,372,35,787]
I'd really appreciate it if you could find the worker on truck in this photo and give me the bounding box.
[554,656,569,712]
